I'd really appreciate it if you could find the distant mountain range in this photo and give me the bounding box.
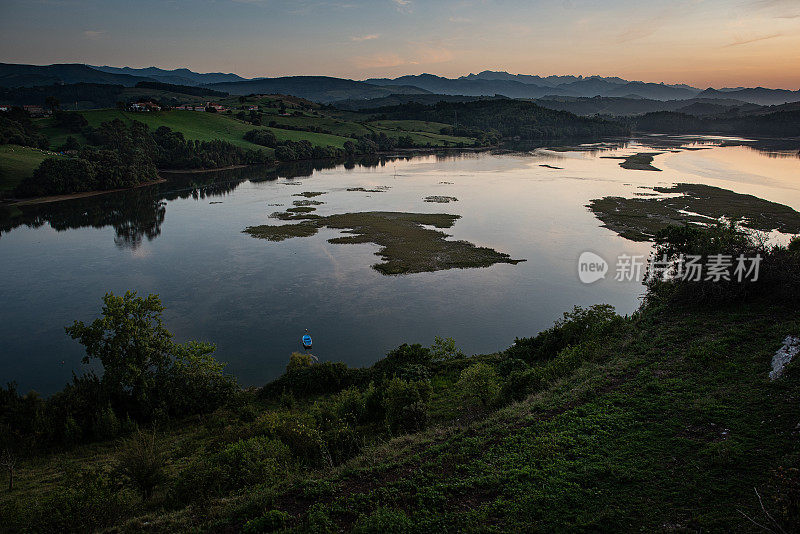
[205,76,431,102]
[1,63,798,107]
[0,63,152,88]
[90,65,244,86]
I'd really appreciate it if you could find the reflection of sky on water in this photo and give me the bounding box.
[1,135,798,394]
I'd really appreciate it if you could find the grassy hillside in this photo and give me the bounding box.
[33,108,475,154]
[0,145,56,191]
[45,109,276,151]
[3,282,799,531]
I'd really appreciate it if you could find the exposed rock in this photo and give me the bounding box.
[769,335,800,380]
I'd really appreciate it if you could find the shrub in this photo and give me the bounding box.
[457,362,500,407]
[93,403,121,440]
[243,510,290,533]
[320,418,361,465]
[216,436,292,485]
[497,357,528,377]
[287,352,313,373]
[430,336,465,361]
[261,362,367,399]
[255,411,323,465]
[161,341,238,417]
[244,128,278,148]
[173,436,291,503]
[646,223,800,305]
[115,429,166,500]
[506,304,621,364]
[363,381,385,423]
[332,387,365,425]
[499,367,542,404]
[373,343,433,378]
[383,378,430,433]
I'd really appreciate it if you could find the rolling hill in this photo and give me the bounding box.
[90,65,244,86]
[696,87,800,106]
[206,76,431,102]
[0,63,153,88]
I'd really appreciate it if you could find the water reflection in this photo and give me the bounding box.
[0,136,795,250]
[0,155,423,248]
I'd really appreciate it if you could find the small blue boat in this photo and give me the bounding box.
[302,331,313,350]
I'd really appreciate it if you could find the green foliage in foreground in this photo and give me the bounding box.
[0,291,237,451]
[2,226,800,532]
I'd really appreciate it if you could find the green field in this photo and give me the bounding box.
[0,103,481,191]
[36,109,365,152]
[0,145,55,191]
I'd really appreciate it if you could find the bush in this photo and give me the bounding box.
[320,418,361,465]
[173,436,291,503]
[93,403,121,440]
[383,378,430,433]
[373,343,433,378]
[244,128,278,148]
[287,352,313,373]
[646,223,800,305]
[255,411,323,465]
[506,304,621,364]
[457,362,500,407]
[115,429,166,500]
[53,110,88,132]
[261,362,367,399]
[161,341,238,417]
[499,367,542,404]
[243,510,290,533]
[430,336,465,361]
[332,387,366,425]
[363,381,385,423]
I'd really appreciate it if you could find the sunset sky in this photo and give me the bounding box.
[1,0,798,89]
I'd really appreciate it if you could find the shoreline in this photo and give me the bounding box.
[0,148,487,206]
[159,164,252,174]
[3,178,168,206]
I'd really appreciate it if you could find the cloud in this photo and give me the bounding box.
[82,30,106,40]
[351,34,380,42]
[448,16,471,23]
[392,0,412,13]
[724,32,783,47]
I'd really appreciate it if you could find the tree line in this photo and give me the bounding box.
[363,99,631,139]
[14,116,271,197]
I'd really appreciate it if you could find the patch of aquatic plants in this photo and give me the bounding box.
[245,211,524,274]
[423,196,458,203]
[286,206,317,214]
[600,151,663,171]
[588,183,800,241]
[346,186,390,193]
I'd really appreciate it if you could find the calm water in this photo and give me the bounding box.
[2,136,799,394]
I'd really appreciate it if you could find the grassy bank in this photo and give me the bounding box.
[0,145,56,191]
[2,290,799,532]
